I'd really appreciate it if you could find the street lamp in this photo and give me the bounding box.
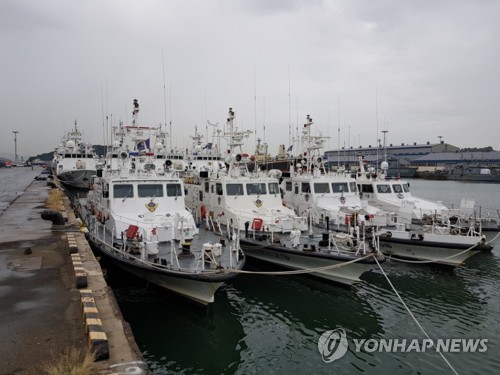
[12,131,19,164]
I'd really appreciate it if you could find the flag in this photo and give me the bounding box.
[203,143,213,150]
[137,138,150,151]
[287,145,293,152]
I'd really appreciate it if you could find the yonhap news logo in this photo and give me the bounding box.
[317,328,349,363]
[318,328,488,363]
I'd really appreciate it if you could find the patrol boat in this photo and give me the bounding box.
[78,102,245,305]
[184,108,384,285]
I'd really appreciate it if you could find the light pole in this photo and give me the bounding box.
[12,131,19,164]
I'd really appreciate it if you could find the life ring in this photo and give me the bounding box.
[200,205,207,218]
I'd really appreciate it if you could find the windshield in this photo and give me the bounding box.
[314,183,330,194]
[268,182,279,195]
[332,182,349,193]
[166,183,182,197]
[114,184,133,198]
[376,184,391,193]
[138,184,164,198]
[392,184,404,193]
[246,183,267,195]
[227,183,244,196]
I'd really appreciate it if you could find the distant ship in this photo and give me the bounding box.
[52,121,98,189]
[446,165,500,182]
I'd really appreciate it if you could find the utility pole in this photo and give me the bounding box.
[12,131,19,164]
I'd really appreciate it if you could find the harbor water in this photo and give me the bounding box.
[102,179,500,375]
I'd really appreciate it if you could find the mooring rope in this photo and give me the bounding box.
[222,252,375,275]
[387,243,479,264]
[374,256,459,375]
[486,231,500,243]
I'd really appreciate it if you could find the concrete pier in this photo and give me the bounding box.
[0,171,147,374]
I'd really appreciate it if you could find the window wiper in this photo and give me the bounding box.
[122,189,132,202]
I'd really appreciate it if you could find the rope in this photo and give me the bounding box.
[374,256,459,375]
[222,252,375,275]
[486,230,500,243]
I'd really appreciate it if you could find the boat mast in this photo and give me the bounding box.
[301,115,328,174]
[381,129,389,176]
[132,99,139,126]
[224,108,251,174]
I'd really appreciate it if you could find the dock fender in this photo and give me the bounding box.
[41,209,65,226]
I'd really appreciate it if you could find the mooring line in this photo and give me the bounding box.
[387,243,479,264]
[374,256,459,375]
[223,253,375,275]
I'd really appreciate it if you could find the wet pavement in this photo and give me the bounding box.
[0,168,145,374]
[0,168,85,374]
[0,167,41,217]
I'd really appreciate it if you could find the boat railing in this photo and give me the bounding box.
[108,212,175,231]
[89,218,241,272]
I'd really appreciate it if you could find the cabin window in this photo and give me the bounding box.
[138,184,164,198]
[332,182,349,193]
[402,183,410,192]
[226,183,243,196]
[314,183,330,194]
[268,182,279,195]
[246,183,266,195]
[360,184,374,193]
[349,182,357,193]
[166,183,182,197]
[294,184,299,194]
[377,184,391,193]
[211,184,215,194]
[285,181,292,191]
[392,184,403,193]
[301,182,311,193]
[204,181,209,193]
[216,183,223,196]
[114,184,134,198]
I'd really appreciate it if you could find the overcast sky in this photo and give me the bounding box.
[1,0,499,159]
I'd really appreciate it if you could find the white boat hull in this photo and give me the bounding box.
[380,242,482,266]
[240,240,377,285]
[378,232,491,266]
[112,261,224,305]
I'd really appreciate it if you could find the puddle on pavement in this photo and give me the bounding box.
[7,256,43,271]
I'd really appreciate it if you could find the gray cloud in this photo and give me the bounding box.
[1,0,499,159]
